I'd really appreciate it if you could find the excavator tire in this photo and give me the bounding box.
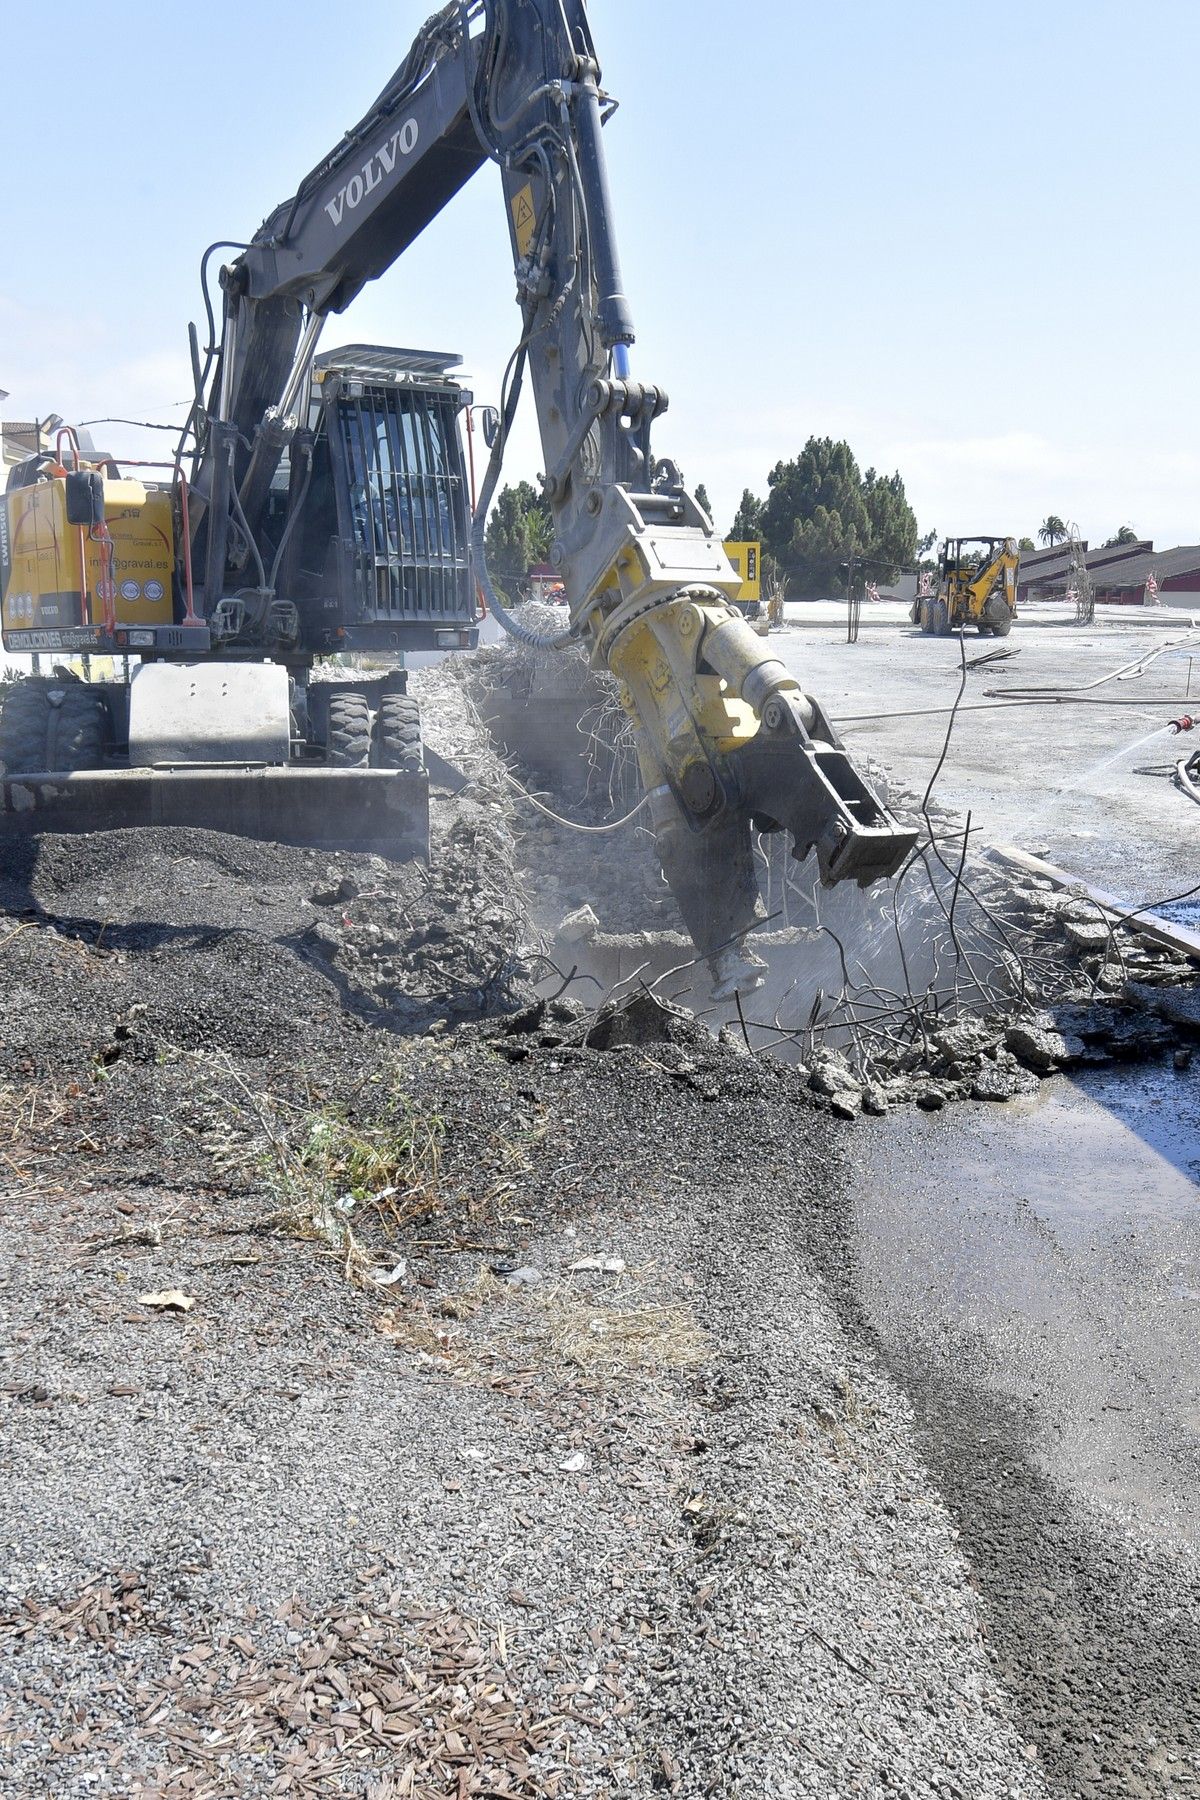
[0,681,50,774]
[0,678,108,774]
[989,611,1014,637]
[326,691,372,768]
[930,599,951,637]
[374,694,423,773]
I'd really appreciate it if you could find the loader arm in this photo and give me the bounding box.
[965,541,1020,614]
[199,0,916,992]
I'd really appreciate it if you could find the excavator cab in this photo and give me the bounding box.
[0,344,482,853]
[296,346,478,656]
[0,347,480,670]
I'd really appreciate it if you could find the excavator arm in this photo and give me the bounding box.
[199,0,916,993]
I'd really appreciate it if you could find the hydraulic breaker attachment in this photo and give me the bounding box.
[600,582,918,997]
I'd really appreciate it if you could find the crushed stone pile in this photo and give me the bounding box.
[463,602,602,699]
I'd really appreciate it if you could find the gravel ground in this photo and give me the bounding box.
[0,679,1194,1797]
[0,821,1040,1797]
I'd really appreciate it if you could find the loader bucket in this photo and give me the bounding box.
[0,766,430,860]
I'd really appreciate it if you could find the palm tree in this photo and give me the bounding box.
[1038,516,1067,547]
[1103,525,1138,547]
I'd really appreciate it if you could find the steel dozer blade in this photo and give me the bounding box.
[0,766,430,859]
[0,665,430,859]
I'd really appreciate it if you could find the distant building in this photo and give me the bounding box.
[1018,538,1200,608]
[1088,543,1200,607]
[1,417,48,466]
[1016,538,1150,604]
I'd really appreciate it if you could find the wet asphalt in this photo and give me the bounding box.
[849,1055,1200,1792]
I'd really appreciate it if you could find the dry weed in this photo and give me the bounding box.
[376,1300,464,1360]
[536,1291,710,1375]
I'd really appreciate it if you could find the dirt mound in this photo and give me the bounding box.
[0,801,537,1084]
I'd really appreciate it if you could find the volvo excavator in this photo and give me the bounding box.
[0,0,916,996]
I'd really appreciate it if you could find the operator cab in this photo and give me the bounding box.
[943,535,1004,579]
[270,344,479,655]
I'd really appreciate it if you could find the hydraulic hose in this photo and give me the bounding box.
[834,695,1200,724]
[470,342,574,652]
[987,629,1199,698]
[1176,757,1200,806]
[268,441,314,590]
[228,476,267,590]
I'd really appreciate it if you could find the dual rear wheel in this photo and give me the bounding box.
[918,598,951,637]
[325,691,423,773]
[978,600,1014,638]
[918,600,1014,640]
[0,678,109,775]
[0,677,426,776]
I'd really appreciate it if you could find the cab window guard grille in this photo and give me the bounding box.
[332,384,471,623]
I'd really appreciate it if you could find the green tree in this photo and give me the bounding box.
[483,480,552,601]
[729,488,764,540]
[760,437,917,596]
[862,466,917,576]
[1018,536,1035,552]
[693,482,714,523]
[1038,515,1067,547]
[1103,525,1139,547]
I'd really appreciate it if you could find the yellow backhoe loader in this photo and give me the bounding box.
[912,536,1019,637]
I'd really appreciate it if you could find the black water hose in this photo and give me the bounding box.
[1175,756,1200,806]
[268,442,314,591]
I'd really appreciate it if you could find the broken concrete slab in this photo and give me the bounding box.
[1063,918,1113,953]
[1127,982,1200,1034]
[809,1055,862,1101]
[557,904,600,944]
[1005,1019,1085,1072]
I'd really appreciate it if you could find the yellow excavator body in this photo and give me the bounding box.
[2,475,175,649]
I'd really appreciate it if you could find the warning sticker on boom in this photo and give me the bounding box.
[511,183,536,258]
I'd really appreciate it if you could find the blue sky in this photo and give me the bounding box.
[3,0,1198,548]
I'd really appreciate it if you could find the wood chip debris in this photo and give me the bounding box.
[0,1569,167,1647]
[3,1576,583,1796]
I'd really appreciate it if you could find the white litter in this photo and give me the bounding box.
[569,1255,626,1275]
[371,1260,408,1287]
